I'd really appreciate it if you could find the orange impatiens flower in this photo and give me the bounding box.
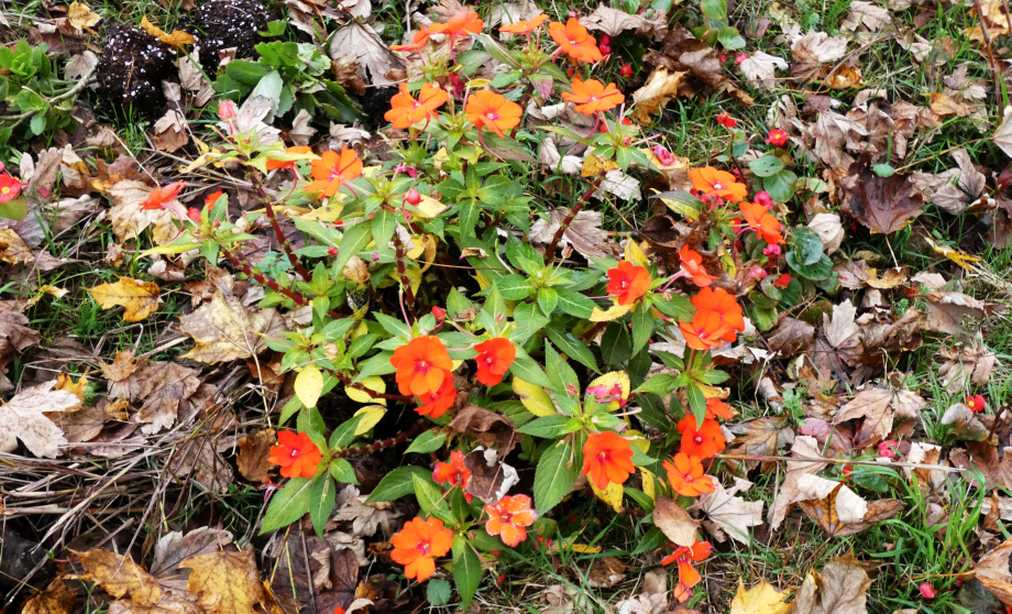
[688,167,747,203]
[607,261,651,305]
[473,337,516,386]
[416,377,457,419]
[562,77,624,115]
[429,10,484,38]
[433,450,471,489]
[142,181,185,210]
[704,397,736,421]
[581,431,635,490]
[391,28,433,52]
[268,430,322,478]
[390,516,454,582]
[390,336,453,397]
[305,148,362,198]
[740,201,783,244]
[384,82,450,129]
[661,540,712,594]
[464,90,523,136]
[484,494,536,547]
[266,145,313,172]
[663,452,715,497]
[549,18,603,63]
[678,287,745,350]
[500,13,547,35]
[677,414,725,460]
[677,245,714,287]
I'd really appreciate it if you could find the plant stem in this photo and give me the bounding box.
[249,172,311,282]
[391,226,416,312]
[221,246,308,306]
[545,177,603,266]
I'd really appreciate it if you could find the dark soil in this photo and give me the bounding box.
[184,0,270,72]
[95,25,176,114]
[356,85,398,130]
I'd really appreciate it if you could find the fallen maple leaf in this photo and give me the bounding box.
[840,167,924,234]
[580,5,662,36]
[237,428,276,483]
[178,290,286,364]
[0,380,79,457]
[832,386,925,448]
[328,21,402,87]
[67,1,101,29]
[841,0,891,31]
[152,109,190,153]
[653,496,700,546]
[630,68,686,123]
[88,277,161,322]
[797,479,903,536]
[71,549,162,606]
[694,477,764,544]
[150,527,235,592]
[729,579,791,614]
[976,538,1012,605]
[738,51,788,90]
[793,556,872,613]
[181,549,281,613]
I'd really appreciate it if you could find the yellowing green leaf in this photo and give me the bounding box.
[352,405,385,435]
[586,371,630,411]
[624,240,649,268]
[294,365,324,408]
[413,195,447,219]
[512,378,556,416]
[87,277,160,322]
[591,480,624,513]
[729,579,791,614]
[345,376,386,406]
[590,303,633,322]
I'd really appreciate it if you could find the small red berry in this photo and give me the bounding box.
[754,191,773,207]
[431,305,447,322]
[773,273,792,289]
[404,188,422,205]
[918,582,936,600]
[719,53,728,63]
[619,63,634,78]
[327,246,338,257]
[735,52,749,64]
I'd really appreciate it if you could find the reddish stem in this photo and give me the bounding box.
[545,177,604,266]
[221,246,308,306]
[391,227,416,311]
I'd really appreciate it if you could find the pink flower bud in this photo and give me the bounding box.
[754,191,773,207]
[918,583,936,600]
[217,100,238,121]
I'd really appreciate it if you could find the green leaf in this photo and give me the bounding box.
[545,328,600,373]
[308,474,337,536]
[872,163,895,177]
[748,154,785,178]
[405,429,447,454]
[333,221,372,275]
[496,274,533,301]
[329,458,358,483]
[533,440,579,513]
[717,26,746,50]
[518,416,579,438]
[788,227,824,266]
[366,466,430,502]
[555,288,595,319]
[763,169,797,202]
[259,478,313,534]
[372,209,396,248]
[687,385,707,426]
[630,304,655,356]
[0,198,28,221]
[505,238,544,275]
[653,295,694,321]
[427,578,452,606]
[412,474,453,523]
[601,324,632,367]
[544,341,579,395]
[374,312,411,339]
[452,536,481,609]
[635,373,679,395]
[510,351,551,388]
[537,287,559,316]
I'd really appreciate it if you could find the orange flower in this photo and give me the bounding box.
[473,337,516,386]
[677,245,713,287]
[390,336,453,397]
[429,10,484,38]
[267,430,322,478]
[416,377,457,419]
[607,261,651,305]
[678,287,745,350]
[384,82,450,129]
[390,516,454,582]
[562,77,624,115]
[660,541,712,590]
[688,167,747,203]
[549,18,603,63]
[704,397,735,421]
[581,431,635,490]
[663,452,715,497]
[391,28,433,52]
[677,415,725,459]
[433,450,471,489]
[500,13,547,34]
[739,201,783,244]
[484,494,536,547]
[305,148,363,198]
[266,145,313,172]
[142,181,185,210]
[0,172,21,203]
[464,90,523,136]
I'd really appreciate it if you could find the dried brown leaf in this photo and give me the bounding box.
[0,380,80,457]
[71,549,161,606]
[448,405,518,455]
[841,168,924,234]
[179,291,286,364]
[653,496,699,546]
[832,386,925,448]
[237,428,276,483]
[794,556,872,613]
[181,549,283,614]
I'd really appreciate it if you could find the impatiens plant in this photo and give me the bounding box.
[143,5,798,607]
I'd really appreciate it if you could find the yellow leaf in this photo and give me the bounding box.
[582,154,619,177]
[140,15,195,49]
[640,467,657,501]
[630,68,686,123]
[181,550,282,614]
[70,549,161,606]
[570,543,602,554]
[67,1,101,29]
[56,373,88,402]
[294,365,324,408]
[591,480,624,513]
[87,277,161,322]
[586,371,630,411]
[352,405,386,435]
[512,378,557,416]
[345,376,386,406]
[413,195,447,219]
[624,240,649,268]
[590,302,633,322]
[729,579,791,614]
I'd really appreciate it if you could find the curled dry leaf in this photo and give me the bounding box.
[151,528,235,591]
[179,290,286,364]
[653,496,699,546]
[448,405,518,455]
[0,380,80,458]
[841,0,891,32]
[328,22,403,87]
[152,109,190,153]
[739,51,788,90]
[694,477,764,544]
[832,386,925,448]
[808,213,844,253]
[237,428,276,483]
[995,106,1012,159]
[840,168,924,234]
[975,538,1012,605]
[181,549,282,613]
[87,277,161,322]
[630,68,686,123]
[797,479,903,536]
[794,556,872,614]
[529,208,616,261]
[937,334,996,393]
[580,5,662,37]
[70,549,162,606]
[767,317,815,357]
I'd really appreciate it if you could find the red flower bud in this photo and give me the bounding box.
[918,583,936,599]
[327,246,338,257]
[404,188,422,205]
[619,63,634,78]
